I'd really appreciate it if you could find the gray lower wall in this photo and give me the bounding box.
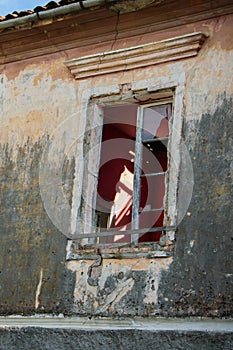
[0,327,232,350]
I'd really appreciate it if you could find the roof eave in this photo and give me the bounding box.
[0,0,108,31]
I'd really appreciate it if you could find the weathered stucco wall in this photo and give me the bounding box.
[0,11,232,317]
[0,57,78,314]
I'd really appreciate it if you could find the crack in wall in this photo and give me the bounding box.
[111,10,120,51]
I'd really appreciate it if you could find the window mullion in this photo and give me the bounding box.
[131,106,143,243]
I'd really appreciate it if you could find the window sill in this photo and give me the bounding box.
[66,240,174,260]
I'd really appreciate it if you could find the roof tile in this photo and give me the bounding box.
[5,13,19,20]
[33,6,48,13]
[46,1,61,9]
[16,10,34,17]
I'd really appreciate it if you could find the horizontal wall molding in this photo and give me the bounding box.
[64,32,208,79]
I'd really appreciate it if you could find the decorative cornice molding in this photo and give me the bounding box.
[64,32,208,79]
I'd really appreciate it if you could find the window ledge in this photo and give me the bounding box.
[66,241,174,260]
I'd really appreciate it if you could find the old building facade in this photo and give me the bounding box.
[0,0,232,348]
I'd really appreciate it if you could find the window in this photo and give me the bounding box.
[93,99,173,245]
[64,34,203,258]
[65,85,183,261]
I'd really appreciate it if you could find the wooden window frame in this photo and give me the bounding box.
[66,84,184,260]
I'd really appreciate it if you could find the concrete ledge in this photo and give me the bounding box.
[0,317,232,349]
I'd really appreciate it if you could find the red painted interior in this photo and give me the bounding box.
[96,104,170,243]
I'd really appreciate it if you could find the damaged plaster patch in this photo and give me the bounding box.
[67,257,173,316]
[97,276,134,313]
[67,260,135,315]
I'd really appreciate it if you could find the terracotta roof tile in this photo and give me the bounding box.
[15,10,34,17]
[0,0,81,22]
[45,1,61,10]
[33,6,48,13]
[4,13,19,20]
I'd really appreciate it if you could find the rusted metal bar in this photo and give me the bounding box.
[67,250,172,260]
[73,225,176,239]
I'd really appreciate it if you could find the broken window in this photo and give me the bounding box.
[94,101,172,244]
